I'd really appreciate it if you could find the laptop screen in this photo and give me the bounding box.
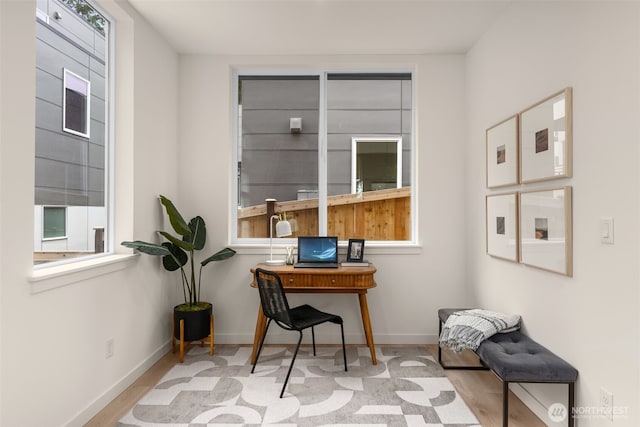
[297,236,338,263]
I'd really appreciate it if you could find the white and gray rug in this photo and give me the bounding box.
[118,345,480,426]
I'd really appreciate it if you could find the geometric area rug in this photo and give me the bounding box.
[118,345,480,426]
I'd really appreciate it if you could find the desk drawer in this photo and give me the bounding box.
[280,273,372,288]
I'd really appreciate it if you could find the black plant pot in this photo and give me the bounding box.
[173,302,212,342]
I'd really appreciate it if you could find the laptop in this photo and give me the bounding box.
[294,236,339,268]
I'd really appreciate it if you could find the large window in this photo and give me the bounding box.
[234,71,413,244]
[34,0,110,265]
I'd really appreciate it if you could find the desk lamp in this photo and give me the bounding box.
[266,214,292,265]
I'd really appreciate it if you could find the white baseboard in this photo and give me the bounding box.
[65,341,172,427]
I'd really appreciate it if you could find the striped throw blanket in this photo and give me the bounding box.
[439,309,521,352]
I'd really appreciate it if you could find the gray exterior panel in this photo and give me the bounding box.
[242,109,319,134]
[36,68,62,105]
[242,150,318,184]
[327,110,402,134]
[242,133,317,151]
[241,79,319,109]
[327,150,351,185]
[90,121,105,146]
[401,80,412,109]
[36,128,88,165]
[35,98,63,133]
[327,80,401,109]
[37,23,90,70]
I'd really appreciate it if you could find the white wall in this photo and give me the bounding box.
[0,0,180,425]
[466,2,639,426]
[177,55,472,346]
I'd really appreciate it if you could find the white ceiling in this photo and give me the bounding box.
[126,0,512,55]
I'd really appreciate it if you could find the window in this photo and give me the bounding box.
[43,207,66,239]
[63,69,91,138]
[351,137,403,193]
[234,71,413,244]
[34,0,110,265]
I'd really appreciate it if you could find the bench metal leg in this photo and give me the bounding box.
[503,380,509,427]
[568,382,575,427]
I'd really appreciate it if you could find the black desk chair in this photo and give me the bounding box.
[252,268,348,398]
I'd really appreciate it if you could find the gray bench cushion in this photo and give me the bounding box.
[477,331,578,383]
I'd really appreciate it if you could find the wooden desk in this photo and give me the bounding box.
[250,263,378,364]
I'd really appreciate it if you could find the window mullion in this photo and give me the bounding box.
[318,72,328,236]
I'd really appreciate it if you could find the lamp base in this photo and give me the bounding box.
[265,259,286,266]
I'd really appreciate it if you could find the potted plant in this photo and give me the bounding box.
[122,195,236,344]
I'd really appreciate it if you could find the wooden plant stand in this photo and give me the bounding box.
[171,312,214,363]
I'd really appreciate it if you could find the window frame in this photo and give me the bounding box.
[62,68,91,138]
[231,68,416,247]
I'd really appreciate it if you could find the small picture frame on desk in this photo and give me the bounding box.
[346,238,365,262]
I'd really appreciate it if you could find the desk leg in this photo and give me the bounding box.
[358,292,377,365]
[251,305,267,365]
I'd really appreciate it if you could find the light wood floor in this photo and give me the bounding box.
[85,344,544,426]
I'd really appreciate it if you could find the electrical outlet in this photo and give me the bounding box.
[600,387,613,421]
[106,338,114,359]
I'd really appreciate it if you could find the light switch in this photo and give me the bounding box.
[601,217,614,244]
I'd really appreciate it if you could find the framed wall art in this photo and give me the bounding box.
[486,192,519,262]
[520,87,573,183]
[486,115,519,188]
[519,186,572,276]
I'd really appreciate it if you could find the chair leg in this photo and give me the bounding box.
[340,323,347,371]
[251,319,272,374]
[281,331,303,398]
[311,326,316,356]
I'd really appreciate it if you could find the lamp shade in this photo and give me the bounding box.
[275,220,292,238]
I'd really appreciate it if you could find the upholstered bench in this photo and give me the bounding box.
[437,308,578,427]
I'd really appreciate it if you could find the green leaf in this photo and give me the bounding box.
[188,216,207,250]
[159,231,194,252]
[201,247,236,266]
[160,195,190,236]
[121,240,170,256]
[161,242,188,271]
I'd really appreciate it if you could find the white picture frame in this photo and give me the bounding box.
[520,88,572,183]
[486,115,519,188]
[486,192,519,262]
[519,186,572,276]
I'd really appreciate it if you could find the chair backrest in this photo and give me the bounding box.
[255,268,293,327]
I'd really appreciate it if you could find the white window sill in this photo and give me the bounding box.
[29,253,138,294]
